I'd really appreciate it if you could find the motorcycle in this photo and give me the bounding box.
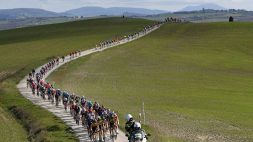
[126,132,151,142]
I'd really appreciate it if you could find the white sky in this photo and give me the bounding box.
[0,0,252,12]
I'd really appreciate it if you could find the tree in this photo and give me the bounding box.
[229,16,234,22]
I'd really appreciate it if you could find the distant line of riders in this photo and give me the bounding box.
[165,17,184,23]
[96,21,164,49]
[96,17,184,50]
[26,18,182,142]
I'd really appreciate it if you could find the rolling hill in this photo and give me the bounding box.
[0,7,166,30]
[64,6,167,17]
[0,7,167,19]
[48,22,253,142]
[181,3,226,11]
[0,8,60,19]
[144,9,253,23]
[0,17,153,141]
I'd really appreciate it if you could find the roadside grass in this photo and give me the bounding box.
[48,22,253,142]
[0,17,152,141]
[0,106,27,142]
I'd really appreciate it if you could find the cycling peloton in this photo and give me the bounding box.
[24,20,166,141]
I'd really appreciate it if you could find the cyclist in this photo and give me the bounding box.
[62,91,69,111]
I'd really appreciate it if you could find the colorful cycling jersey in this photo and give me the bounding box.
[81,99,85,106]
[88,101,93,108]
[31,82,36,89]
[110,115,118,124]
[62,92,69,98]
[81,109,86,116]
[56,90,61,96]
[45,83,51,89]
[52,89,56,94]
[91,122,99,128]
[47,88,51,94]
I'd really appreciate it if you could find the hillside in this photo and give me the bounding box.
[0,17,153,141]
[65,6,167,17]
[0,17,76,31]
[0,7,166,30]
[0,7,167,19]
[181,3,225,11]
[0,8,60,19]
[145,9,253,22]
[48,22,253,142]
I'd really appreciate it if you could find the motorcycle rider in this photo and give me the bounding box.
[129,122,148,142]
[125,114,135,138]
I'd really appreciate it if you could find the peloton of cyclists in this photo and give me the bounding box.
[24,20,164,141]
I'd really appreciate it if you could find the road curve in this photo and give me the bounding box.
[17,24,161,142]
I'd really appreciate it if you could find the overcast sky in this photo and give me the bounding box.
[0,0,252,12]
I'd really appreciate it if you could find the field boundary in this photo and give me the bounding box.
[17,24,162,142]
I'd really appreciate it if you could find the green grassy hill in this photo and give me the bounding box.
[48,22,253,142]
[0,17,152,141]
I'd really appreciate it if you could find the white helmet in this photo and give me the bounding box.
[134,122,141,129]
[125,114,133,121]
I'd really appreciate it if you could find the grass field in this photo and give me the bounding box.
[48,22,253,142]
[0,17,152,141]
[0,17,76,31]
[0,107,27,142]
